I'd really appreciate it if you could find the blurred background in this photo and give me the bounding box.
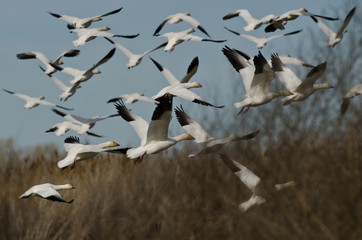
[1,0,361,239]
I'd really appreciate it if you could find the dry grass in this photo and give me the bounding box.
[0,119,361,240]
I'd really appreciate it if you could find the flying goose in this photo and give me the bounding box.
[223,9,276,31]
[50,48,115,85]
[46,121,103,138]
[57,136,125,170]
[156,28,226,52]
[107,93,155,104]
[265,8,340,32]
[19,183,75,203]
[43,74,81,102]
[340,83,362,115]
[153,12,210,37]
[224,27,302,49]
[50,108,118,136]
[175,106,259,157]
[48,7,123,29]
[69,26,139,46]
[271,53,331,105]
[150,57,224,108]
[219,154,296,211]
[16,49,80,75]
[222,47,292,114]
[311,7,356,47]
[104,37,166,68]
[114,95,194,165]
[2,88,73,110]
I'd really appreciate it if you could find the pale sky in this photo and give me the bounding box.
[0,0,353,150]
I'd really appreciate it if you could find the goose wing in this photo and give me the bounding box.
[271,53,302,91]
[150,57,180,85]
[295,62,327,92]
[180,56,199,83]
[174,105,212,142]
[222,46,255,95]
[114,100,149,145]
[336,7,356,38]
[146,95,173,142]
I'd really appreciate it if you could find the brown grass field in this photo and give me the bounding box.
[1,5,362,240]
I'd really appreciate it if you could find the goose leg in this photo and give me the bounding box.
[134,154,145,165]
[68,159,76,171]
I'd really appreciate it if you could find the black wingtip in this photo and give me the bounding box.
[52,108,67,117]
[114,100,135,122]
[64,136,80,144]
[149,57,163,72]
[2,88,15,95]
[104,37,115,44]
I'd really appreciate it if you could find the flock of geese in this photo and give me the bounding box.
[9,5,361,210]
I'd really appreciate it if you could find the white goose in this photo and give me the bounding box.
[271,53,331,105]
[16,49,80,75]
[224,27,302,49]
[50,108,118,136]
[340,83,362,115]
[265,8,340,32]
[104,37,166,68]
[46,121,103,138]
[45,74,81,102]
[19,183,75,203]
[219,154,296,211]
[153,12,210,37]
[57,136,125,170]
[107,93,155,104]
[69,26,139,46]
[114,96,194,165]
[150,57,224,108]
[311,7,356,47]
[222,47,293,114]
[175,106,259,158]
[48,7,123,29]
[223,9,276,31]
[50,48,115,85]
[156,28,226,52]
[2,88,73,110]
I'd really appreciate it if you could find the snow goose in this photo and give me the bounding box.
[16,49,80,75]
[311,7,356,47]
[57,136,125,170]
[50,48,115,85]
[156,28,226,52]
[224,27,302,49]
[219,154,296,211]
[50,108,118,135]
[222,47,293,114]
[19,183,75,203]
[340,83,362,115]
[150,57,224,108]
[43,74,81,102]
[271,53,331,105]
[223,9,276,31]
[69,26,139,46]
[48,7,123,29]
[265,8,340,32]
[175,106,259,157]
[46,121,103,138]
[104,37,166,68]
[114,96,194,165]
[2,88,73,110]
[153,12,210,37]
[107,93,155,104]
